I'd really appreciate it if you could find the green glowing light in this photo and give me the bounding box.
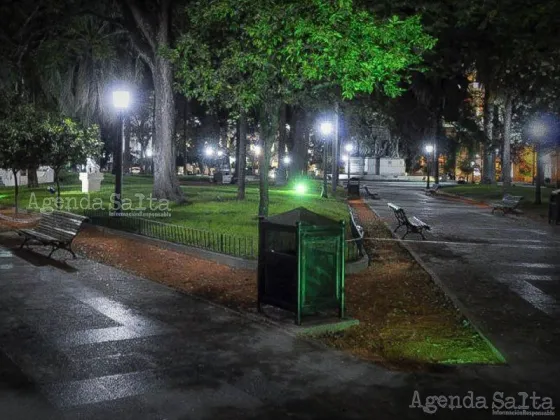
[295,183,306,195]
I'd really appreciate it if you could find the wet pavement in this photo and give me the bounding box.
[0,214,559,419]
[364,181,560,366]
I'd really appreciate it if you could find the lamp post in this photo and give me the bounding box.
[529,119,548,204]
[283,155,291,180]
[470,161,476,184]
[320,121,333,198]
[425,144,434,189]
[344,143,354,179]
[112,89,130,212]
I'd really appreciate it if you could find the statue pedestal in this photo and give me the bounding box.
[79,172,104,193]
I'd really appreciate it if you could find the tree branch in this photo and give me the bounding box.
[123,0,157,53]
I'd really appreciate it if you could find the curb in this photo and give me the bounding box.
[367,205,508,365]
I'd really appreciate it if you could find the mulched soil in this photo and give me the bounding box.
[0,200,499,370]
[74,228,257,312]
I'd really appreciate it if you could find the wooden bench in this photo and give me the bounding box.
[348,206,365,257]
[364,186,380,200]
[491,194,523,215]
[388,203,430,240]
[18,210,89,258]
[425,184,440,195]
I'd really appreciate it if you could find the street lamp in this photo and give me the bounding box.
[344,143,354,179]
[529,118,548,204]
[425,144,434,189]
[112,89,130,212]
[320,121,333,198]
[470,161,476,184]
[283,155,291,165]
[204,146,215,157]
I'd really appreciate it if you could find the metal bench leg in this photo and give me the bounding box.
[394,224,403,233]
[402,226,411,239]
[48,245,59,258]
[66,244,77,259]
[20,237,29,249]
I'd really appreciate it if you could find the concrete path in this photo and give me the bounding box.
[0,230,559,419]
[363,181,560,367]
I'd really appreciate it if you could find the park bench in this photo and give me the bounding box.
[348,206,365,257]
[364,186,380,200]
[491,194,523,215]
[425,184,440,195]
[388,203,430,240]
[17,210,89,258]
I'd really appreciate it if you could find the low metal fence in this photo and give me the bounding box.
[82,210,362,262]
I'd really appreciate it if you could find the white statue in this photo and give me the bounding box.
[80,158,104,193]
[86,158,100,174]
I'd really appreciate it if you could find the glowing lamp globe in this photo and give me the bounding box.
[320,122,333,136]
[113,90,130,109]
[295,183,306,195]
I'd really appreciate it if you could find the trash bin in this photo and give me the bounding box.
[549,189,560,225]
[347,177,360,198]
[257,208,346,324]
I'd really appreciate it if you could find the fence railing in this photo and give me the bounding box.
[82,209,363,263]
[82,210,256,259]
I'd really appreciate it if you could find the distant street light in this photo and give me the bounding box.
[253,145,262,156]
[112,89,130,212]
[529,118,549,204]
[283,155,291,165]
[320,121,334,198]
[425,144,434,189]
[204,146,215,157]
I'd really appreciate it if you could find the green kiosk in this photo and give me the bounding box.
[257,207,346,325]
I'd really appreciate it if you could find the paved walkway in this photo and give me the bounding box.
[364,181,560,367]
[0,222,559,418]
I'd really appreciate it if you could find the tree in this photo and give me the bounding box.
[175,0,434,215]
[0,99,48,213]
[119,0,185,202]
[43,117,102,201]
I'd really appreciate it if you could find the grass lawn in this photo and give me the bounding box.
[0,173,350,238]
[442,184,555,221]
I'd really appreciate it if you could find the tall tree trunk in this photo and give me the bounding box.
[258,102,280,216]
[502,92,513,187]
[276,104,288,185]
[12,170,19,215]
[483,90,495,184]
[27,166,38,188]
[292,108,308,177]
[237,109,247,200]
[434,110,441,185]
[331,101,340,193]
[152,57,184,201]
[183,97,189,174]
[123,0,184,202]
[54,169,61,208]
